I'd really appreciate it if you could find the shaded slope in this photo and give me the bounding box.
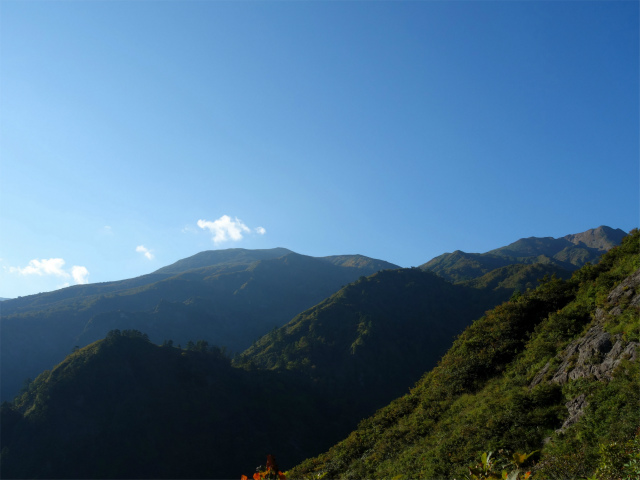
[0,332,347,479]
[290,230,639,479]
[236,268,511,419]
[1,248,295,318]
[1,250,395,401]
[153,247,294,275]
[318,254,399,274]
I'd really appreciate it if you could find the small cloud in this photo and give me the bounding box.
[103,226,113,235]
[255,226,266,235]
[10,258,69,278]
[136,245,154,260]
[71,266,90,284]
[197,215,252,244]
[9,258,90,285]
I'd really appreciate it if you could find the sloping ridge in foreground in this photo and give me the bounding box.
[290,229,639,479]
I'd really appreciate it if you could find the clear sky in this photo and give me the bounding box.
[1,0,638,299]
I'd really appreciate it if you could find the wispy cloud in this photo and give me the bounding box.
[181,224,198,234]
[255,226,266,235]
[136,245,154,260]
[9,258,90,285]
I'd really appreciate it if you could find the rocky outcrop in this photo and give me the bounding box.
[530,268,640,433]
[563,226,627,252]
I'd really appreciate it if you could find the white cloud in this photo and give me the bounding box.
[197,215,252,244]
[11,258,69,278]
[136,245,154,260]
[255,226,266,235]
[71,266,90,284]
[9,258,90,286]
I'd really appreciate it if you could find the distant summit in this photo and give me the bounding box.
[153,247,293,275]
[0,247,398,402]
[562,225,627,251]
[421,226,627,283]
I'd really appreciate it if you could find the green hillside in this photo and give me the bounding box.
[235,268,511,417]
[290,229,639,479]
[0,331,348,479]
[1,250,398,402]
[152,247,294,275]
[421,226,626,283]
[460,263,573,292]
[0,245,577,479]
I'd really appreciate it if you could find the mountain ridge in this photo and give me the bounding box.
[0,230,635,479]
[0,250,398,402]
[421,226,626,283]
[289,229,639,479]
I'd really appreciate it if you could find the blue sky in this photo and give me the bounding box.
[1,1,638,299]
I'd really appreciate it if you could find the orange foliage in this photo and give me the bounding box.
[241,455,286,480]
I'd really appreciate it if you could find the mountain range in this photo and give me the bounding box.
[421,225,627,283]
[0,225,636,479]
[0,227,624,403]
[0,249,398,401]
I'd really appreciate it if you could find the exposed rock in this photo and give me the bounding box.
[556,394,588,434]
[607,268,640,307]
[549,326,632,385]
[530,268,640,432]
[563,226,627,252]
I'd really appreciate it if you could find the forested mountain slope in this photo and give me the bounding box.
[290,229,639,479]
[235,268,511,417]
[1,250,397,401]
[0,331,350,479]
[421,226,625,283]
[1,231,635,479]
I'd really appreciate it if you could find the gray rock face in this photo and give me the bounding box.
[550,326,636,385]
[558,394,588,433]
[530,268,640,433]
[607,268,640,307]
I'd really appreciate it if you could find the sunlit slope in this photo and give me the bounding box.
[421,226,626,283]
[290,229,639,479]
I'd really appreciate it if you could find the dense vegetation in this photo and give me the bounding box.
[0,227,633,479]
[422,226,626,283]
[235,268,513,416]
[0,330,352,479]
[1,250,398,401]
[289,229,639,479]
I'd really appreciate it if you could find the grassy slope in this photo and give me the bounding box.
[290,230,639,479]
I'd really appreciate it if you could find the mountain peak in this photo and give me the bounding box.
[563,225,627,251]
[152,247,293,275]
[421,226,628,284]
